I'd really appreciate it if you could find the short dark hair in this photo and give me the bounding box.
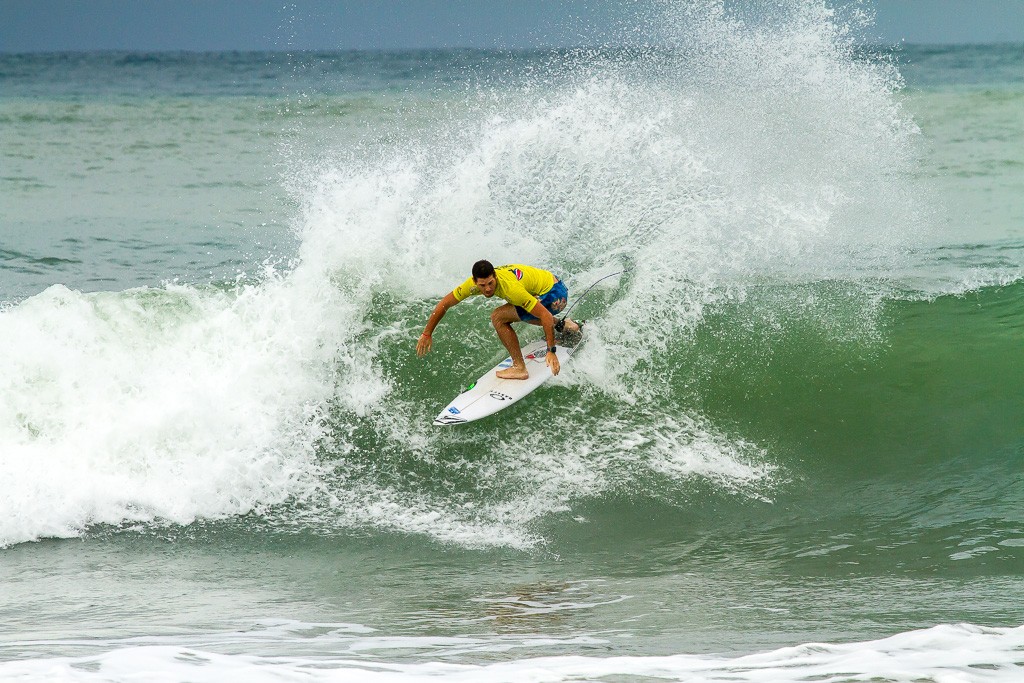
[472,260,495,280]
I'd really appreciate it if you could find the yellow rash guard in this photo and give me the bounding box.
[452,264,556,313]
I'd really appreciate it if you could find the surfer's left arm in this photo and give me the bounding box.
[531,302,561,376]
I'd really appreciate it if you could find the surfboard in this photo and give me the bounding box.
[434,333,583,426]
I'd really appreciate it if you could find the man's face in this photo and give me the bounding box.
[474,275,497,297]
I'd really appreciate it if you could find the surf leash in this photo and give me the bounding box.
[556,267,631,327]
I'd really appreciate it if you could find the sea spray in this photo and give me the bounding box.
[272,1,922,545]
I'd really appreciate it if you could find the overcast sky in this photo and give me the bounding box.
[1,1,1022,53]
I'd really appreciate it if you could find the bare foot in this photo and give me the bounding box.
[496,365,529,380]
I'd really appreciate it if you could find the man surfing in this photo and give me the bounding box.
[416,260,581,379]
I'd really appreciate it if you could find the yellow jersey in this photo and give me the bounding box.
[452,264,556,313]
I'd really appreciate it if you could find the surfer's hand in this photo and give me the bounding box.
[546,351,560,376]
[416,333,432,357]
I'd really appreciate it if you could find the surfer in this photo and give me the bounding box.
[417,260,581,379]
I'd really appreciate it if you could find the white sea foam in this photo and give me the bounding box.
[2,622,1022,682]
[0,272,376,547]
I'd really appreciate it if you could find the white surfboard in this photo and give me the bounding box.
[434,335,582,426]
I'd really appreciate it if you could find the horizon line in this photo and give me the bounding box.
[3,41,1022,56]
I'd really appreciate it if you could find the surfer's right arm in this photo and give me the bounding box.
[417,292,459,357]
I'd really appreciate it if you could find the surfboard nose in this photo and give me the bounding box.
[434,413,468,426]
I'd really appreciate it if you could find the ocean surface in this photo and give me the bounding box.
[3,3,1024,681]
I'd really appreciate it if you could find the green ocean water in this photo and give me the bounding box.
[2,5,1024,681]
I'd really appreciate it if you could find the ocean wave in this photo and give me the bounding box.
[0,0,959,550]
[2,622,1022,683]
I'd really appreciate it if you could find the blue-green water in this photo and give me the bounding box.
[3,3,1024,681]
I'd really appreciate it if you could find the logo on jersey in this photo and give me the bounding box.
[513,268,523,280]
